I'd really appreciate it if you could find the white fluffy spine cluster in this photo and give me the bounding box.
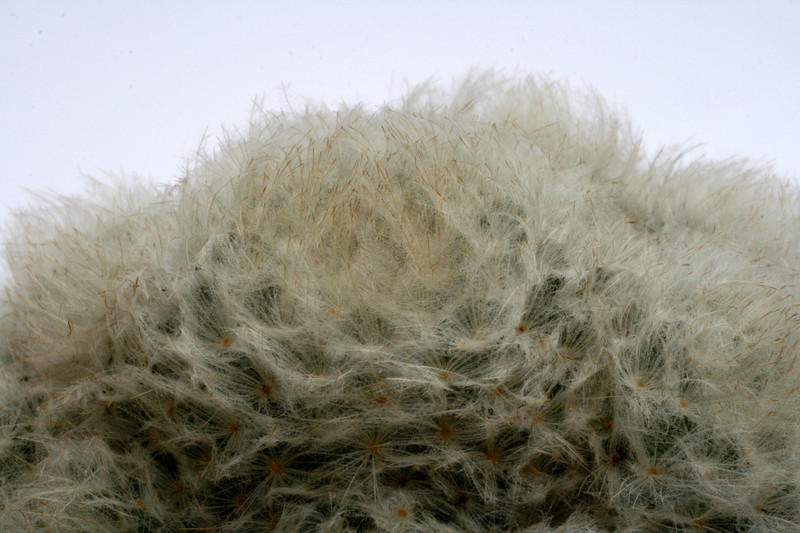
[1,72,799,532]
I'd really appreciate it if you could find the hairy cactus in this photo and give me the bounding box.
[1,73,799,532]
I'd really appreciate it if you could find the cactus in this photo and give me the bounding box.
[1,72,799,532]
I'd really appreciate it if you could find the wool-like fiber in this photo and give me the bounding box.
[1,72,799,531]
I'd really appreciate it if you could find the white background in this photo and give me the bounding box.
[2,1,799,239]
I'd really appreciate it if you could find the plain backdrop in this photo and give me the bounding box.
[2,1,799,245]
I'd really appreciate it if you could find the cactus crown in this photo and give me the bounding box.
[1,73,799,532]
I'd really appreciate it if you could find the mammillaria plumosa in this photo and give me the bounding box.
[1,73,799,531]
